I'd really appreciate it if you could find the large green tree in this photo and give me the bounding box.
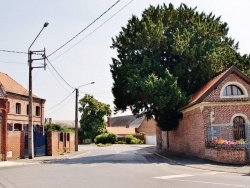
[110,3,250,131]
[79,94,111,141]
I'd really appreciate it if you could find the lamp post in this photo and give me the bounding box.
[75,82,95,151]
[28,22,49,159]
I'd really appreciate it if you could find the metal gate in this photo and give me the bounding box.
[24,128,47,158]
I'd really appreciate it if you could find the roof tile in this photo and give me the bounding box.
[0,72,38,97]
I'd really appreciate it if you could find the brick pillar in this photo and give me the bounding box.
[47,131,60,156]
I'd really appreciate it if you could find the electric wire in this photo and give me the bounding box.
[50,0,134,62]
[46,90,75,111]
[45,56,74,90]
[47,0,121,58]
[47,65,71,93]
[0,49,27,54]
[46,96,75,116]
[0,49,43,55]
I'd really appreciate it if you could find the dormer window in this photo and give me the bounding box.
[223,85,243,96]
[220,81,248,98]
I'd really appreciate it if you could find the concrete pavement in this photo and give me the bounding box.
[0,145,250,175]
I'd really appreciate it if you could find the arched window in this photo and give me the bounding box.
[220,82,248,98]
[223,85,243,96]
[233,116,245,140]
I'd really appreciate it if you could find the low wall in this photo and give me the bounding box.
[47,131,75,156]
[204,147,247,164]
[7,131,24,160]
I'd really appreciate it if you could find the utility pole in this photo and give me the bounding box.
[74,82,95,152]
[75,88,79,151]
[28,22,49,159]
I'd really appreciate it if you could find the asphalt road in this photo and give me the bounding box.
[0,144,249,188]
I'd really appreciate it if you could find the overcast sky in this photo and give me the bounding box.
[1,0,250,121]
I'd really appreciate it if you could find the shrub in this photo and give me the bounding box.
[125,135,143,144]
[44,123,74,133]
[95,133,117,144]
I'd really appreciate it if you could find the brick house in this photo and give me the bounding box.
[0,72,45,160]
[162,66,250,164]
[107,115,157,144]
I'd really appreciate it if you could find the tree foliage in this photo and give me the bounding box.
[44,123,73,133]
[79,94,111,140]
[110,3,250,131]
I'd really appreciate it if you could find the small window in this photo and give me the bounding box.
[36,106,40,116]
[26,105,29,115]
[14,123,22,131]
[223,85,243,96]
[8,123,13,131]
[16,103,21,114]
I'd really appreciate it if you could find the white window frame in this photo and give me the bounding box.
[220,81,248,98]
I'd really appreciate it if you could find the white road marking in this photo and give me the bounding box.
[153,174,194,179]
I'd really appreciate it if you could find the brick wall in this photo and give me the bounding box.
[69,133,75,152]
[47,131,59,156]
[136,119,157,135]
[47,131,75,156]
[204,147,247,164]
[168,107,206,157]
[7,131,24,160]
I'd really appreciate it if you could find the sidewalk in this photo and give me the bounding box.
[0,149,88,168]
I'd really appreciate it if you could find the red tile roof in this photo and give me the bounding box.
[0,72,38,97]
[189,70,226,105]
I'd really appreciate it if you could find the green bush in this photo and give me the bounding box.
[125,135,143,144]
[95,133,117,144]
[44,123,74,133]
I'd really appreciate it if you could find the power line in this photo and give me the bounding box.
[46,96,75,116]
[47,65,71,93]
[0,49,43,55]
[47,0,121,58]
[50,0,134,62]
[0,49,27,54]
[46,90,75,111]
[45,56,74,90]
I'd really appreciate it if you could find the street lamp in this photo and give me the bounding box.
[75,82,95,151]
[28,22,49,159]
